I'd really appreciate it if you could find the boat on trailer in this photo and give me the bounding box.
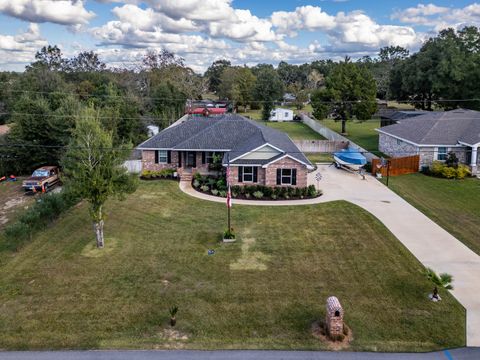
[333,148,367,171]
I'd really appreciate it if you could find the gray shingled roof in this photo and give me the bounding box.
[377,109,480,146]
[137,114,313,167]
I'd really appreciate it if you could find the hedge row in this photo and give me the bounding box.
[1,189,80,251]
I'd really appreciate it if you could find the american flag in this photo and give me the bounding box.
[227,185,232,208]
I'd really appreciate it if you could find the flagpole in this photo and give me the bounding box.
[227,152,231,232]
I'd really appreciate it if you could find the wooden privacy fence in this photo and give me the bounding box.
[372,155,420,176]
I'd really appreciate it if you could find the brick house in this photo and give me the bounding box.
[376,109,480,175]
[137,114,314,187]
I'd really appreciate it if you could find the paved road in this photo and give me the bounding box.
[0,349,479,360]
[180,165,480,346]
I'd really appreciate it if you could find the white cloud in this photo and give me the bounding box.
[0,24,47,68]
[392,3,480,31]
[271,6,336,36]
[0,0,95,25]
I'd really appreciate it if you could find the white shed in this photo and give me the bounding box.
[269,108,294,122]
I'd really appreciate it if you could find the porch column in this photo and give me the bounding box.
[471,146,478,175]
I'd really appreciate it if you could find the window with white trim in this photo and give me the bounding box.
[158,150,168,163]
[281,169,292,185]
[243,166,254,182]
[437,147,448,161]
[284,112,289,118]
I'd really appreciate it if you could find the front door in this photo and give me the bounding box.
[466,148,472,165]
[186,152,196,168]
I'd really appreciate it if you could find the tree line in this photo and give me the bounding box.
[2,26,480,176]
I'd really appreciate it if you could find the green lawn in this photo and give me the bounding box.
[0,180,465,351]
[239,109,325,140]
[381,173,480,255]
[306,153,333,163]
[319,119,382,155]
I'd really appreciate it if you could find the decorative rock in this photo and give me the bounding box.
[326,296,344,339]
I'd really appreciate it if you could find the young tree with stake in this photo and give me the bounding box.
[62,108,137,248]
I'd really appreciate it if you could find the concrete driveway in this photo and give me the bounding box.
[310,165,480,347]
[180,165,480,346]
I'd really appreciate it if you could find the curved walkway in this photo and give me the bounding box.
[180,165,480,347]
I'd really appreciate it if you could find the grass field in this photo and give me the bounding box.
[305,153,333,163]
[238,109,325,140]
[382,174,480,255]
[0,180,465,351]
[319,119,382,154]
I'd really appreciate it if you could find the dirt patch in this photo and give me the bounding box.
[311,320,353,351]
[230,237,271,271]
[81,237,119,258]
[152,328,189,349]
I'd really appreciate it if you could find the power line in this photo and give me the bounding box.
[2,84,480,104]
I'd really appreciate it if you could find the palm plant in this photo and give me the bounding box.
[169,305,179,326]
[425,268,453,300]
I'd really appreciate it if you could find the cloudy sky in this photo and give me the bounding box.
[1,1,480,73]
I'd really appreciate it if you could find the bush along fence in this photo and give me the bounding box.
[2,189,80,251]
[192,174,322,200]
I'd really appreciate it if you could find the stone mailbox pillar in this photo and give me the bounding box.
[326,296,344,339]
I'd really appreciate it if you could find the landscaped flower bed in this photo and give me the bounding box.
[192,174,322,200]
[140,169,176,180]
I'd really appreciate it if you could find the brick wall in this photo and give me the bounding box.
[265,157,308,187]
[227,166,266,186]
[142,150,179,171]
[379,133,418,158]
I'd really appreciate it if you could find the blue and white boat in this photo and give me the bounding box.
[333,148,367,171]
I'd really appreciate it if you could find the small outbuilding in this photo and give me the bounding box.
[269,108,294,122]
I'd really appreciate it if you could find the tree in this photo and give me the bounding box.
[425,267,453,300]
[253,65,284,120]
[205,59,231,93]
[67,51,106,73]
[217,67,256,110]
[62,109,137,248]
[142,49,184,70]
[389,27,480,110]
[31,45,65,71]
[2,95,77,173]
[311,58,377,133]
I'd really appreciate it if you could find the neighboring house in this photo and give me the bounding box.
[377,109,427,127]
[269,108,294,122]
[137,114,314,187]
[377,109,480,174]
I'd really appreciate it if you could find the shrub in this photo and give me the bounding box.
[245,193,251,199]
[211,189,219,196]
[253,191,263,199]
[430,161,471,179]
[223,228,236,239]
[307,185,318,197]
[200,185,209,192]
[456,164,471,179]
[193,179,200,188]
[219,190,227,197]
[441,166,457,179]
[2,189,80,251]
